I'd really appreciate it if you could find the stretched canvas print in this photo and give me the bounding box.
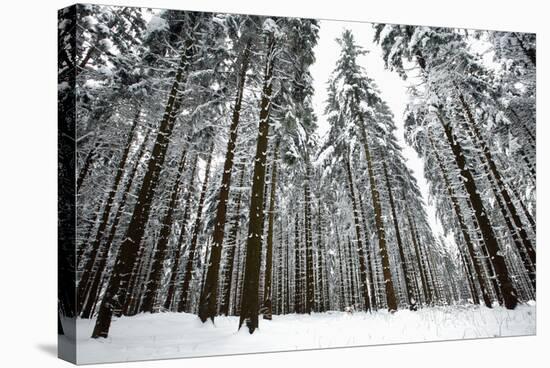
[58,3,537,364]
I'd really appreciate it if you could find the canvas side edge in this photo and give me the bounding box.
[58,4,78,365]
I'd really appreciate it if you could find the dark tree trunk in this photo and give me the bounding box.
[163,154,198,311]
[357,192,378,311]
[479,240,504,305]
[238,34,276,334]
[199,239,212,306]
[422,244,438,303]
[178,143,214,312]
[344,158,371,311]
[429,135,492,308]
[141,150,188,313]
[125,239,152,316]
[277,219,286,314]
[294,212,302,313]
[233,230,245,316]
[77,199,102,265]
[219,165,246,316]
[120,229,152,317]
[346,236,357,307]
[80,133,150,318]
[335,224,346,310]
[303,162,315,314]
[350,87,397,311]
[383,161,414,308]
[258,166,271,302]
[436,110,518,309]
[406,207,431,305]
[263,142,280,320]
[459,249,479,305]
[484,165,536,288]
[198,42,252,323]
[92,39,195,339]
[77,109,140,315]
[316,199,326,312]
[358,126,397,311]
[458,92,536,275]
[285,221,291,314]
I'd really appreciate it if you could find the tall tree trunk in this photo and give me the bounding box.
[346,236,357,307]
[163,154,198,311]
[344,158,371,311]
[178,143,214,312]
[263,141,280,320]
[77,199,102,265]
[238,34,276,334]
[428,135,492,308]
[350,87,397,311]
[141,149,188,313]
[285,221,291,314]
[303,161,315,314]
[77,109,140,314]
[406,207,430,305]
[125,239,153,316]
[457,91,536,273]
[335,224,347,309]
[480,240,504,305]
[199,239,212,308]
[382,161,414,307]
[233,230,245,316]
[422,243,438,303]
[316,199,326,312]
[357,125,397,311]
[120,215,158,317]
[258,166,272,302]
[277,220,286,314]
[80,133,150,318]
[435,110,518,309]
[219,165,246,316]
[198,42,252,323]
[358,192,378,311]
[294,212,302,313]
[459,248,479,305]
[92,39,195,339]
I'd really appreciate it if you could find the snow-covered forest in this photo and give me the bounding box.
[58,4,536,363]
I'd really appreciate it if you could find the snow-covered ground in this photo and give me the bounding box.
[71,304,536,364]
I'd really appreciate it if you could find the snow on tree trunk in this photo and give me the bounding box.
[91,39,195,338]
[238,33,276,334]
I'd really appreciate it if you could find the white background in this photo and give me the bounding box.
[0,0,546,367]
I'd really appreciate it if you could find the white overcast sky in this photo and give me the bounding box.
[309,19,445,238]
